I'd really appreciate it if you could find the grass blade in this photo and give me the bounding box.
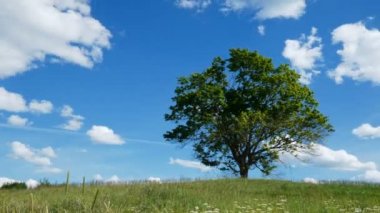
[91,189,100,211]
[65,171,70,195]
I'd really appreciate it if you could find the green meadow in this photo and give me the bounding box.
[1,179,380,212]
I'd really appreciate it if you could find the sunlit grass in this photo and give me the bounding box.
[0,179,379,212]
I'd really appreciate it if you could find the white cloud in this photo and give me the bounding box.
[169,157,213,172]
[10,141,61,173]
[29,100,53,114]
[106,175,121,183]
[283,27,323,84]
[60,105,84,131]
[7,115,31,127]
[281,144,377,172]
[147,177,162,183]
[94,174,103,182]
[257,24,265,36]
[53,0,91,15]
[175,0,212,11]
[61,105,77,118]
[87,125,125,145]
[222,0,306,20]
[352,123,380,139]
[11,141,51,166]
[26,179,40,189]
[0,87,28,112]
[40,146,57,158]
[0,0,111,79]
[62,119,83,131]
[0,87,55,115]
[328,22,380,84]
[282,143,380,184]
[356,170,380,183]
[303,177,319,184]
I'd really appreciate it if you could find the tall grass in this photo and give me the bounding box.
[65,171,70,195]
[0,179,379,212]
[82,176,86,195]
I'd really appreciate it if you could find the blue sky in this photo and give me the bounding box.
[1,0,380,184]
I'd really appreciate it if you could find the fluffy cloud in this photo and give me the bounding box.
[7,115,31,127]
[283,27,323,84]
[93,174,121,183]
[86,125,125,145]
[61,105,77,117]
[328,22,380,84]
[60,105,84,131]
[40,146,57,158]
[62,119,83,131]
[147,177,162,183]
[281,143,377,172]
[257,24,265,36]
[0,87,28,112]
[222,0,306,20]
[175,0,212,11]
[106,175,121,183]
[283,143,380,183]
[0,87,55,115]
[303,177,319,184]
[10,141,61,173]
[11,141,51,166]
[0,0,111,79]
[26,179,40,189]
[355,170,380,183]
[93,174,103,182]
[352,123,380,139]
[169,157,213,172]
[29,100,53,114]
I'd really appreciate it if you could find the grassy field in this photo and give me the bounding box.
[0,179,379,212]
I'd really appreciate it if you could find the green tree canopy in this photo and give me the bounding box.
[164,49,334,178]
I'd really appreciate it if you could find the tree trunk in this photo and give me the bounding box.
[239,165,249,178]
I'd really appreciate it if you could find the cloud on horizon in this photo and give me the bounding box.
[0,177,40,189]
[281,143,377,172]
[281,143,380,183]
[354,170,380,183]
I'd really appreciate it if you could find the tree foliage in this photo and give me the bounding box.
[1,182,27,190]
[164,49,333,178]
